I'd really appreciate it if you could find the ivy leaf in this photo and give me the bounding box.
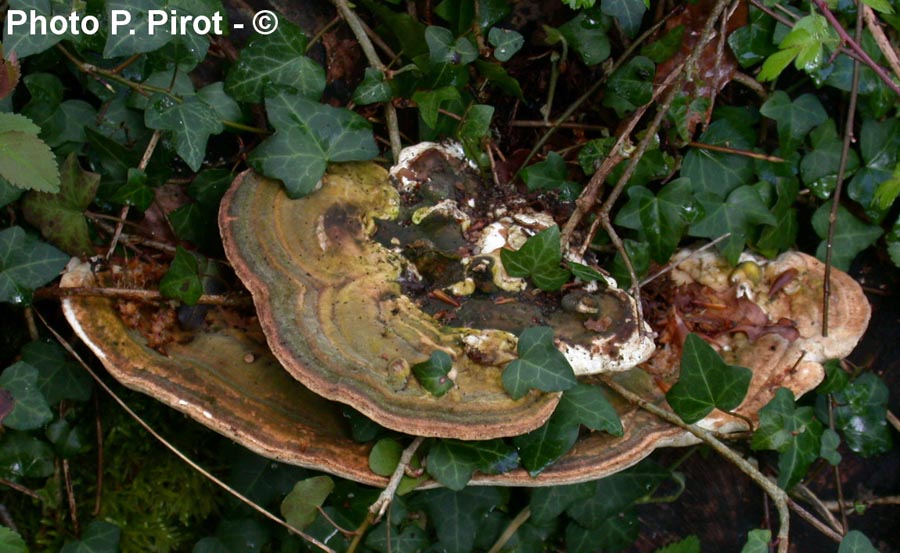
[159,247,203,305]
[3,0,66,58]
[412,350,455,397]
[812,201,883,271]
[412,86,463,130]
[616,178,693,263]
[168,169,232,252]
[689,186,777,265]
[0,431,54,479]
[756,177,799,257]
[0,177,23,209]
[425,26,477,65]
[280,476,335,530]
[352,68,393,105]
[249,93,378,198]
[488,28,524,61]
[819,428,842,466]
[554,383,623,436]
[521,152,575,192]
[666,334,752,424]
[60,521,121,553]
[0,112,59,192]
[655,535,700,553]
[426,440,478,490]
[849,117,900,222]
[567,512,639,552]
[759,15,839,80]
[0,226,69,305]
[728,8,777,68]
[411,488,505,553]
[104,0,177,57]
[801,120,860,199]
[751,388,823,489]
[740,529,772,553]
[602,0,647,38]
[568,261,607,284]
[502,326,577,399]
[225,19,325,103]
[557,12,612,66]
[839,531,879,553]
[529,482,595,523]
[22,153,100,256]
[819,373,892,457]
[22,340,92,405]
[500,226,572,292]
[682,114,756,198]
[759,91,827,152]
[197,82,243,123]
[602,56,655,117]
[566,461,670,527]
[458,104,494,167]
[145,94,224,172]
[109,168,155,211]
[365,523,428,553]
[0,362,52,430]
[642,25,685,63]
[46,419,85,458]
[513,412,580,476]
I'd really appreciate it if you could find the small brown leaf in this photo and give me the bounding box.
[0,50,21,101]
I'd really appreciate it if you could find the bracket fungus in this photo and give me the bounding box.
[59,147,871,487]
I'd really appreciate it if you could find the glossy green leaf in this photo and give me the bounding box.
[225,19,324,103]
[159,247,203,305]
[666,334,752,423]
[529,482,594,523]
[425,26,477,65]
[752,388,823,489]
[0,225,69,305]
[0,362,52,431]
[353,68,393,105]
[0,113,59,193]
[755,177,799,257]
[502,326,577,399]
[823,373,892,457]
[655,535,701,553]
[760,91,827,152]
[103,0,209,58]
[0,431,54,479]
[249,93,378,198]
[728,8,776,68]
[426,440,478,490]
[412,86,463,129]
[603,56,655,117]
[557,12,611,66]
[197,82,243,123]
[682,116,756,198]
[602,0,647,37]
[812,201,883,271]
[365,522,428,553]
[500,226,572,292]
[689,185,777,265]
[412,487,505,553]
[513,412,579,476]
[554,383,623,436]
[458,104,494,167]
[60,521,121,553]
[369,438,403,476]
[616,178,693,263]
[488,28,524,61]
[849,117,900,222]
[817,360,849,395]
[566,461,670,527]
[839,531,878,553]
[22,153,100,256]
[759,15,838,80]
[800,120,859,199]
[474,60,523,98]
[609,238,651,287]
[740,529,772,553]
[145,94,223,172]
[3,0,66,57]
[46,418,85,457]
[568,261,606,284]
[412,350,455,397]
[21,340,92,405]
[521,152,575,192]
[280,476,335,530]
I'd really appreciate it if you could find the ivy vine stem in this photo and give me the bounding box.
[601,376,791,553]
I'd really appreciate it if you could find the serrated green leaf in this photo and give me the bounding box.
[824,373,892,457]
[280,476,335,530]
[0,431,54,479]
[689,185,777,265]
[500,226,572,292]
[558,12,611,66]
[352,68,393,105]
[248,93,378,198]
[502,326,576,399]
[412,350,455,396]
[225,19,324,102]
[0,111,41,135]
[0,226,69,304]
[0,362,52,430]
[555,383,623,435]
[0,120,59,192]
[839,531,879,553]
[488,28,524,61]
[22,153,100,256]
[0,525,27,553]
[60,521,121,553]
[740,529,772,553]
[0,177,23,209]
[666,334,752,423]
[21,340,93,404]
[760,91,827,152]
[145,94,224,171]
[812,201,883,270]
[603,56,655,117]
[159,246,203,305]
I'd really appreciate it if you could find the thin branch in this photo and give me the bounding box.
[786,498,844,543]
[330,0,402,163]
[487,506,531,553]
[369,437,424,521]
[823,495,900,512]
[688,142,786,163]
[823,5,863,337]
[38,313,336,553]
[861,4,900,84]
[602,377,791,553]
[0,478,40,499]
[107,130,161,260]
